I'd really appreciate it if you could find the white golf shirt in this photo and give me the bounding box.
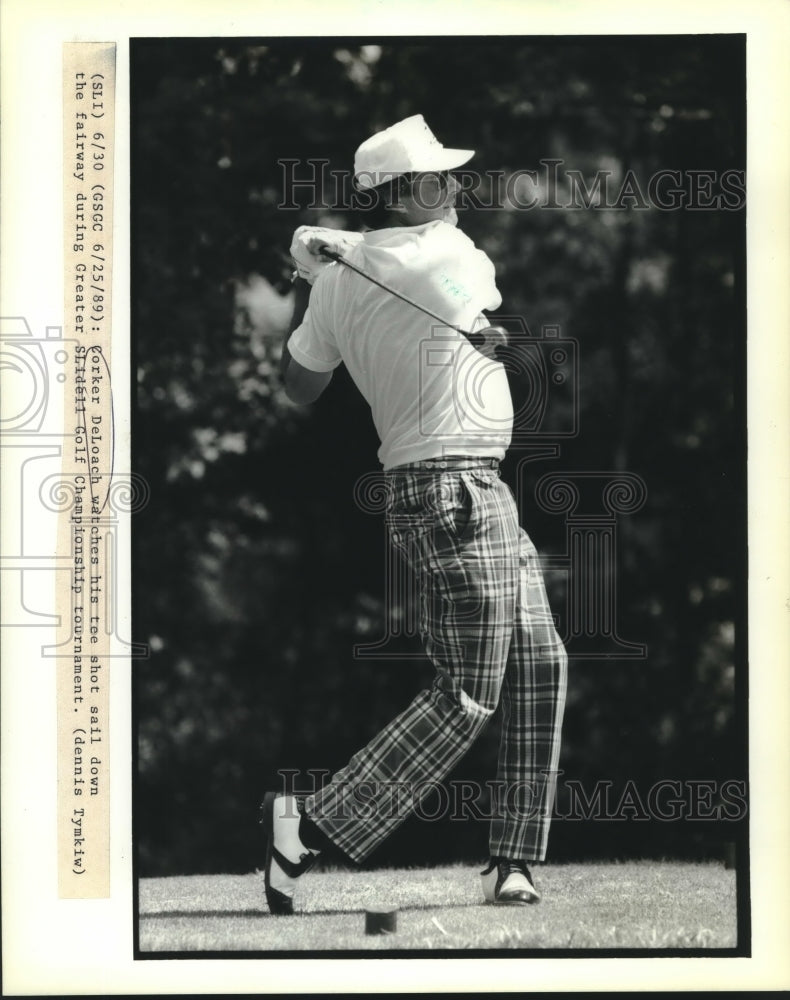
[287,221,513,470]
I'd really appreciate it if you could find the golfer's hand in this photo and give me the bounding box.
[290,226,363,285]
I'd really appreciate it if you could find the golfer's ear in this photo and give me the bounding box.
[282,350,333,405]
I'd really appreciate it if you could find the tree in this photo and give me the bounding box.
[132,35,746,874]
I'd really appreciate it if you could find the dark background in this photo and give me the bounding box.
[131,35,746,877]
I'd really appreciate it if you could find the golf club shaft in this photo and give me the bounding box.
[317,244,481,343]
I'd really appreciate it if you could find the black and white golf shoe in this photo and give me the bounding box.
[261,792,319,915]
[480,857,540,906]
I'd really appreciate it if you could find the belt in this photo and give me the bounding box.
[388,457,501,473]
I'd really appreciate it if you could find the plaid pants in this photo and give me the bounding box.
[304,460,567,863]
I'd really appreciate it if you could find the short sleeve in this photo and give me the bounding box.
[454,252,501,332]
[428,223,502,322]
[475,251,502,312]
[287,277,343,373]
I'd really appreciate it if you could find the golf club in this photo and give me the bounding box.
[316,244,508,359]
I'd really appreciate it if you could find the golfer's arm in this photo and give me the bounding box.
[281,278,334,405]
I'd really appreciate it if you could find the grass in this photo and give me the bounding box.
[138,860,739,953]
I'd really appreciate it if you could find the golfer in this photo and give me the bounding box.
[263,115,567,912]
